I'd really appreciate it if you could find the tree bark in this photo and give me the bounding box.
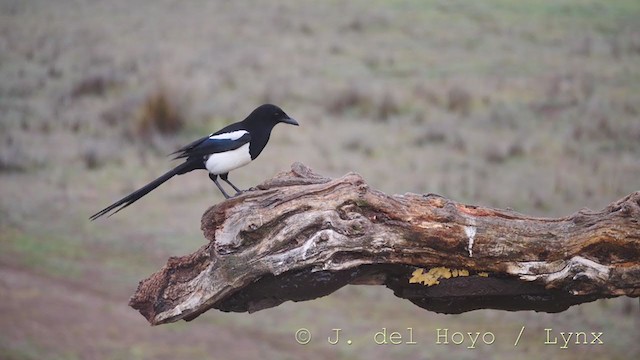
[129,163,640,325]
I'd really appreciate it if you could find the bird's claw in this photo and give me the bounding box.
[232,190,245,197]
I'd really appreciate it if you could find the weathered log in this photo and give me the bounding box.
[129,163,640,325]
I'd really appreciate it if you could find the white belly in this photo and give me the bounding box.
[205,143,252,175]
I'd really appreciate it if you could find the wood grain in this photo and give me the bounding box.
[129,163,640,325]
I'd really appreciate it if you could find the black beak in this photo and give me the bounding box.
[281,117,299,126]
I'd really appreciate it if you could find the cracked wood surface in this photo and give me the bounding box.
[129,163,640,325]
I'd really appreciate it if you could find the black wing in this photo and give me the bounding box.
[171,132,251,159]
[169,135,209,158]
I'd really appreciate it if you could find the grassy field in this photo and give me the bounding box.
[1,0,639,359]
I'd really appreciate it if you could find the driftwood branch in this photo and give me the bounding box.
[129,163,640,325]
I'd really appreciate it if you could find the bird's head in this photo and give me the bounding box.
[248,104,299,127]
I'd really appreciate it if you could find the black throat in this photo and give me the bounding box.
[244,121,276,160]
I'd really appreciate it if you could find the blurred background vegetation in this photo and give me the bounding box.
[1,0,638,359]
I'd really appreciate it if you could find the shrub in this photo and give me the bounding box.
[135,87,185,138]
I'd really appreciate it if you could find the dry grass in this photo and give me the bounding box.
[325,85,404,122]
[134,87,186,138]
[1,0,639,359]
[0,141,30,173]
[446,85,473,116]
[69,73,118,98]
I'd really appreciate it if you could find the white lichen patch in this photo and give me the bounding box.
[508,256,610,284]
[301,236,315,260]
[464,225,477,257]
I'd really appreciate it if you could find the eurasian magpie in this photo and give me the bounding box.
[89,104,298,220]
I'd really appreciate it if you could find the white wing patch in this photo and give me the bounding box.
[209,130,248,141]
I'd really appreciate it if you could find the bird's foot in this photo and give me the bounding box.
[232,189,245,197]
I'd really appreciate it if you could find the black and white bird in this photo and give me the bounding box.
[89,104,298,220]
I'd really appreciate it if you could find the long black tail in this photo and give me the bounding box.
[90,161,195,220]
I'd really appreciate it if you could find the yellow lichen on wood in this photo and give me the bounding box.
[409,267,472,286]
[451,269,469,277]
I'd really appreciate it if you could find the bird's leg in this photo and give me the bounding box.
[220,173,243,195]
[209,173,231,199]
